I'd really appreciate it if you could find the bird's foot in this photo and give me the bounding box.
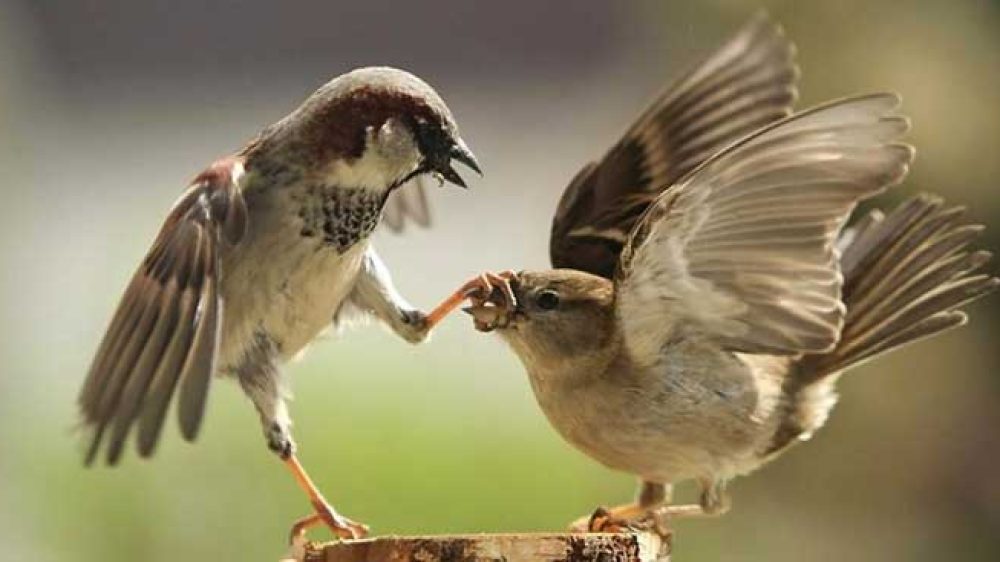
[570,506,672,539]
[585,506,636,533]
[424,270,519,332]
[466,270,519,308]
[461,270,520,332]
[288,500,369,543]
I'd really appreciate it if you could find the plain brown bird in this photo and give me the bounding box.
[456,17,998,532]
[78,66,482,540]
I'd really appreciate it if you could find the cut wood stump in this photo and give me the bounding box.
[286,532,670,562]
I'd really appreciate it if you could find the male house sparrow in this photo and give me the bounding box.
[458,18,998,531]
[78,67,481,539]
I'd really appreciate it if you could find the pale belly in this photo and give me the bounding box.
[526,349,779,484]
[216,192,370,370]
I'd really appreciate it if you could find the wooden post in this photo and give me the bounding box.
[285,532,670,562]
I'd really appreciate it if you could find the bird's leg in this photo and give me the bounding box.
[569,481,669,534]
[285,454,369,542]
[236,349,368,543]
[424,270,519,330]
[656,478,731,518]
[571,480,729,536]
[351,250,516,341]
[269,416,368,542]
[350,248,430,344]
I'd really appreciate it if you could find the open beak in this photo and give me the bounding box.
[435,137,482,189]
[462,273,520,332]
[463,304,506,332]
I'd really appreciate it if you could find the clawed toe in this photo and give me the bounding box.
[465,271,519,308]
[288,503,369,544]
[570,505,673,539]
[587,506,644,533]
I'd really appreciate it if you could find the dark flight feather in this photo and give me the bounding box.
[79,161,246,465]
[550,13,799,278]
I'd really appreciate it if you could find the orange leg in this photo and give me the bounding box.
[285,455,368,543]
[423,270,518,330]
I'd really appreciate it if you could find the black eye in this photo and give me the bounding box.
[535,290,560,311]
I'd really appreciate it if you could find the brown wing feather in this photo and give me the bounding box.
[80,159,246,465]
[797,195,998,379]
[615,95,913,361]
[763,195,997,457]
[550,13,798,278]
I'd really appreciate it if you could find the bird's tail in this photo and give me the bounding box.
[762,194,996,457]
[797,193,997,382]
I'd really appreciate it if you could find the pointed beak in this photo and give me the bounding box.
[451,137,482,176]
[435,137,481,189]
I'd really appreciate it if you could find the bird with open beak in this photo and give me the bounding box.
[444,16,999,533]
[78,66,481,540]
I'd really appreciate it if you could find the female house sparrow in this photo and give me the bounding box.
[78,67,481,539]
[457,21,997,530]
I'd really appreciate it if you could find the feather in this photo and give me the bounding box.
[550,13,799,278]
[615,95,913,362]
[78,160,247,465]
[797,195,997,381]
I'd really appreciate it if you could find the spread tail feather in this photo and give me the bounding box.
[763,194,996,457]
[798,193,997,381]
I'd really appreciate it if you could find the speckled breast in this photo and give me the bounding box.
[295,185,385,252]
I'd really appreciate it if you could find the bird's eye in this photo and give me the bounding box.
[535,290,560,311]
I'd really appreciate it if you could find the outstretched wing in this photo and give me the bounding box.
[382,177,431,232]
[78,158,248,465]
[615,95,913,362]
[550,13,798,278]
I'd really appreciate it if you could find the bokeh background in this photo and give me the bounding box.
[1,1,998,560]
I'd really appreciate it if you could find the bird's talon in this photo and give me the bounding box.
[289,502,369,544]
[575,505,660,535]
[586,506,632,533]
[586,506,611,532]
[479,271,518,310]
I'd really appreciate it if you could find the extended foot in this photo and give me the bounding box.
[424,270,519,331]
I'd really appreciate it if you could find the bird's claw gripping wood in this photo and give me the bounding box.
[573,505,673,540]
[586,507,638,534]
[284,455,369,543]
[423,270,518,330]
[289,504,369,543]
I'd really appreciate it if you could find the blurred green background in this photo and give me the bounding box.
[1,1,998,560]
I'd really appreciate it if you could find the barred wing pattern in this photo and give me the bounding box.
[78,160,248,465]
